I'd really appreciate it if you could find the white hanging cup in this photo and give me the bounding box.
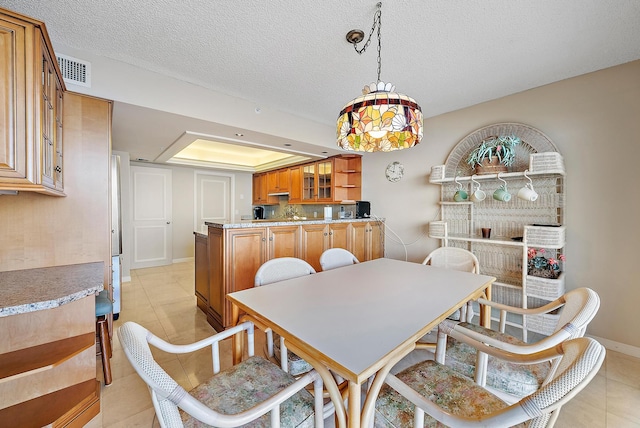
[470,175,486,202]
[517,170,538,202]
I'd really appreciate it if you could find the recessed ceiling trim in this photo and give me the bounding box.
[166,158,257,172]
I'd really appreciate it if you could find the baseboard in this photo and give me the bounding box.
[172,257,194,264]
[588,335,640,358]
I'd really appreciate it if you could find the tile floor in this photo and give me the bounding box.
[87,261,640,427]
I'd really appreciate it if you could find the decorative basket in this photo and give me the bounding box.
[428,221,447,238]
[524,225,565,249]
[429,165,446,182]
[527,312,560,336]
[526,272,565,300]
[474,157,508,175]
[529,152,565,175]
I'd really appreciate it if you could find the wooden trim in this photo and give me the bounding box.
[0,379,98,428]
[0,332,94,382]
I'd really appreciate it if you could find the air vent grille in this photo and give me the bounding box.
[56,54,91,88]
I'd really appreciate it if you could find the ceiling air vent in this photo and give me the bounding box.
[56,54,91,88]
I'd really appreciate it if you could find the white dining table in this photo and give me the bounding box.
[228,257,495,428]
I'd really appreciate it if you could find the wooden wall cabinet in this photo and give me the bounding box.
[199,220,384,330]
[252,154,362,205]
[349,221,385,262]
[0,8,66,195]
[267,169,290,195]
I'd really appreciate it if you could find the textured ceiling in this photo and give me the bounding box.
[2,0,640,166]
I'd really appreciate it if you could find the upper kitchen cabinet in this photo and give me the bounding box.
[266,168,290,195]
[0,8,66,195]
[252,173,278,205]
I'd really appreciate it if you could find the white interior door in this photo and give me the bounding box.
[195,171,233,233]
[131,166,172,269]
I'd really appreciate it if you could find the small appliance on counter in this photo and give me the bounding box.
[253,206,265,220]
[356,201,371,219]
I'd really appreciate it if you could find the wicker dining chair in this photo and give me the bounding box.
[118,320,325,428]
[319,248,360,271]
[254,257,317,377]
[415,247,481,351]
[367,336,605,428]
[422,247,480,322]
[435,287,600,402]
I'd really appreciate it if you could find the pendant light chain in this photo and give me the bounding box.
[352,2,383,83]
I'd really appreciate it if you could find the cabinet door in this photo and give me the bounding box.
[302,164,315,201]
[0,18,28,181]
[349,222,368,262]
[300,223,328,272]
[316,160,333,202]
[252,173,264,204]
[223,228,267,327]
[268,225,300,259]
[40,38,56,189]
[368,221,385,260]
[288,166,302,203]
[328,222,349,250]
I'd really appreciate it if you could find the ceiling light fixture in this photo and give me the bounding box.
[337,2,423,152]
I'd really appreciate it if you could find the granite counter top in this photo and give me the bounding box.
[205,217,383,229]
[0,262,105,317]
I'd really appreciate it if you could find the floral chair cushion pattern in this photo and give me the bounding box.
[182,356,315,428]
[273,332,315,377]
[444,323,552,397]
[374,360,526,428]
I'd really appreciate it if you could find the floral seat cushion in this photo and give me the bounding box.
[374,360,526,427]
[182,356,315,428]
[273,332,315,377]
[444,323,551,397]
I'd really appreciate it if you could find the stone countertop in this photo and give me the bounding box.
[205,217,383,229]
[0,262,105,317]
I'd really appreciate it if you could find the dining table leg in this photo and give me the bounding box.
[481,283,492,328]
[231,303,243,365]
[348,381,361,428]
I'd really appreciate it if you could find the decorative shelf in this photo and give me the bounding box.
[0,332,94,382]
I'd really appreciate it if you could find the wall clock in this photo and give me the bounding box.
[385,161,404,182]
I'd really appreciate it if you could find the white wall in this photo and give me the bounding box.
[361,60,640,352]
[62,42,639,352]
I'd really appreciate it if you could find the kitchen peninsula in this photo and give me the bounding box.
[195,218,384,331]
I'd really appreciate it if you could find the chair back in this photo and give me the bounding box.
[422,247,479,274]
[118,321,191,426]
[254,257,316,286]
[320,248,360,271]
[522,337,605,427]
[551,287,600,338]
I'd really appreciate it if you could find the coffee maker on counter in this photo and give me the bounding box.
[253,206,265,220]
[356,201,371,219]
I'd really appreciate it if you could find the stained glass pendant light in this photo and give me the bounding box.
[337,2,423,152]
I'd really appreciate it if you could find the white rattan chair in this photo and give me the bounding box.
[415,247,481,351]
[118,320,325,428]
[435,287,600,402]
[365,336,605,428]
[254,257,317,377]
[422,247,480,323]
[319,248,360,271]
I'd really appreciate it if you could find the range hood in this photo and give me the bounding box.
[267,191,289,196]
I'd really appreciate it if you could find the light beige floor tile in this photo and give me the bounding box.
[107,407,156,428]
[607,378,640,424]
[101,371,153,426]
[606,350,640,388]
[606,411,640,428]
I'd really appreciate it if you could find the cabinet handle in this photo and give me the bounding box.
[269,237,273,241]
[262,238,266,241]
[324,233,328,236]
[329,232,333,235]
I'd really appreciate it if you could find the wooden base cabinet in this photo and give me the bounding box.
[199,220,384,330]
